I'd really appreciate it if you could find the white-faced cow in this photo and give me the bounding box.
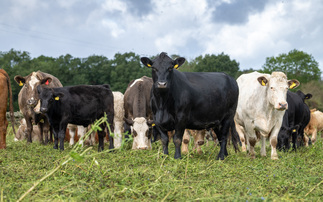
[141,52,240,160]
[37,84,114,151]
[14,71,62,144]
[124,76,154,150]
[0,69,16,149]
[235,71,300,160]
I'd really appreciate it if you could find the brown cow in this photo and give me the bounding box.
[304,108,323,145]
[14,71,62,144]
[0,69,15,149]
[124,76,154,149]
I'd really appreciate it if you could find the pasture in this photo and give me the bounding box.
[0,121,322,201]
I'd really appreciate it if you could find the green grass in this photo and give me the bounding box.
[0,125,322,201]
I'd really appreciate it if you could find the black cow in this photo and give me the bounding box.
[37,83,114,151]
[277,90,312,151]
[141,52,240,160]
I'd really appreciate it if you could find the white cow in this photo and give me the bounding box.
[235,72,299,160]
[112,91,124,148]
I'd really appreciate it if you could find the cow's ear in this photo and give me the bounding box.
[41,77,52,85]
[257,76,268,86]
[123,117,134,126]
[288,79,300,89]
[141,57,153,68]
[53,92,64,101]
[305,93,312,100]
[14,76,25,86]
[173,57,186,69]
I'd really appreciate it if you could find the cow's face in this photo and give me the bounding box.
[15,73,52,107]
[296,90,312,102]
[141,52,185,90]
[257,72,299,110]
[37,86,64,113]
[125,117,153,150]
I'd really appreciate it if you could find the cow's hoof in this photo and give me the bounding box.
[53,146,58,149]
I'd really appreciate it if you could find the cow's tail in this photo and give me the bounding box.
[230,120,240,152]
[1,70,16,135]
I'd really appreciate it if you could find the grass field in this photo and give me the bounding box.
[0,123,322,201]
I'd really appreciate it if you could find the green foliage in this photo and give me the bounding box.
[0,128,322,201]
[300,80,323,111]
[262,49,321,83]
[185,53,240,77]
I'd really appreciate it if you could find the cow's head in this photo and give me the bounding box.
[124,117,154,150]
[296,90,312,102]
[277,125,299,151]
[257,72,299,110]
[36,86,64,114]
[141,52,185,90]
[15,72,52,107]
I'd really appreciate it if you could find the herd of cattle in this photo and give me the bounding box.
[0,52,322,160]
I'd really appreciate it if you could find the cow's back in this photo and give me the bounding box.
[124,76,153,118]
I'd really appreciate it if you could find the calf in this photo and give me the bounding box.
[124,76,154,150]
[0,69,15,149]
[304,109,323,145]
[277,90,312,151]
[235,72,299,159]
[141,52,240,160]
[37,84,114,151]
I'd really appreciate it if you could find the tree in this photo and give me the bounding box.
[188,53,240,77]
[262,49,321,83]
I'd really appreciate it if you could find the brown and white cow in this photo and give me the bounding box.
[124,76,154,150]
[304,109,323,145]
[235,71,299,160]
[0,69,16,149]
[14,71,62,144]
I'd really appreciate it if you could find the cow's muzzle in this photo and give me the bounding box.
[40,107,48,113]
[157,81,167,88]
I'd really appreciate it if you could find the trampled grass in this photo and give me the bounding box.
[0,125,322,201]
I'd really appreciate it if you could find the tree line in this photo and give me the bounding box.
[1,48,322,111]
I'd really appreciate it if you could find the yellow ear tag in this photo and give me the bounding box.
[292,129,296,132]
[40,119,44,123]
[174,64,179,69]
[152,123,155,127]
[147,64,151,67]
[19,81,23,86]
[261,80,266,86]
[55,96,60,101]
[290,82,296,89]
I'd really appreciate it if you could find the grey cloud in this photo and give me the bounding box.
[209,0,268,24]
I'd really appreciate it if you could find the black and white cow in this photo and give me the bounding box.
[141,52,240,160]
[36,83,114,151]
[277,90,312,151]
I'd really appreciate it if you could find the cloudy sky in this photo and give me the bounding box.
[1,0,322,72]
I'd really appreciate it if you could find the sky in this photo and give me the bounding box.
[1,0,323,72]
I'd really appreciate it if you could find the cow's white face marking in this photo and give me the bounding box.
[29,72,39,91]
[130,78,143,88]
[132,117,151,149]
[267,72,289,110]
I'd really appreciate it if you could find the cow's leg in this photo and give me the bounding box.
[173,128,185,159]
[38,123,44,145]
[113,121,123,149]
[43,120,50,145]
[0,118,8,149]
[25,117,33,143]
[53,127,59,149]
[312,128,317,144]
[107,109,114,150]
[260,136,266,157]
[236,123,247,152]
[304,134,309,146]
[58,122,68,151]
[291,131,297,151]
[269,128,279,160]
[69,127,76,146]
[152,126,161,142]
[98,123,106,152]
[194,130,205,155]
[181,130,190,154]
[158,126,169,155]
[77,126,86,147]
[215,118,231,160]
